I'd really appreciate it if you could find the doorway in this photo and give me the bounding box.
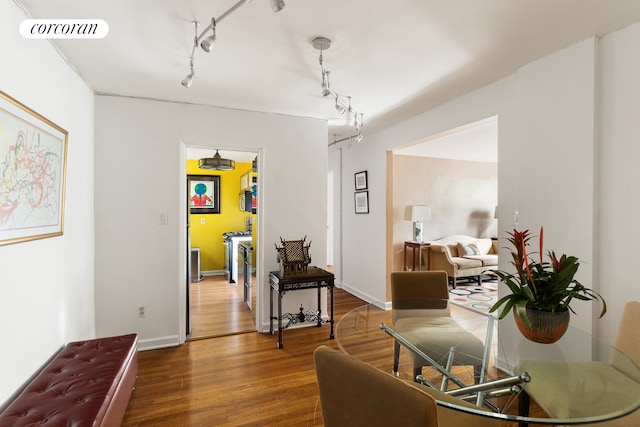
[188,275,254,339]
[388,116,498,272]
[185,147,259,339]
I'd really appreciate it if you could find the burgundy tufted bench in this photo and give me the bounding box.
[0,333,138,427]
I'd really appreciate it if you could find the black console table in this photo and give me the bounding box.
[269,268,335,349]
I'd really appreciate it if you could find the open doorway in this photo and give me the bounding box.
[185,147,258,339]
[388,116,498,273]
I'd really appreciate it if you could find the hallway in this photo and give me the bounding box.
[188,275,255,340]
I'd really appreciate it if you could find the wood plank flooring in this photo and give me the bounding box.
[123,287,365,427]
[188,275,255,340]
[123,285,544,426]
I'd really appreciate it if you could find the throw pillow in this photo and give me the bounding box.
[457,242,480,256]
[475,239,493,255]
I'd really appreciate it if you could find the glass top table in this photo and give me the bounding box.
[336,302,640,425]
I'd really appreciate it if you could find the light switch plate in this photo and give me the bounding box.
[157,211,168,225]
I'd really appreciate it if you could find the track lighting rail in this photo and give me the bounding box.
[195,0,249,45]
[312,36,364,143]
[328,133,364,148]
[182,0,285,87]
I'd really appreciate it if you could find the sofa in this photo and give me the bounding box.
[427,235,498,288]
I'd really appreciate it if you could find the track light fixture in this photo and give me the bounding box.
[181,22,199,88]
[200,18,216,53]
[312,36,364,143]
[181,57,195,88]
[181,0,285,88]
[321,71,331,97]
[182,70,194,88]
[269,0,286,13]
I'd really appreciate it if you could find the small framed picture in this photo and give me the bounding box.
[354,191,369,214]
[354,170,368,190]
[187,175,221,214]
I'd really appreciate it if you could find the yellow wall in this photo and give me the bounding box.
[187,160,256,271]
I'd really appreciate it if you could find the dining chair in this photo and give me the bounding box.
[516,301,640,427]
[391,271,485,383]
[314,345,500,427]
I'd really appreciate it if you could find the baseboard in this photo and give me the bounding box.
[338,281,388,309]
[137,335,180,351]
[201,270,226,277]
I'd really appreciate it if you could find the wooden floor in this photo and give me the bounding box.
[123,285,544,426]
[122,287,365,427]
[188,275,255,340]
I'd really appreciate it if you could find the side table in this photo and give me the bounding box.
[403,241,431,271]
[269,267,335,349]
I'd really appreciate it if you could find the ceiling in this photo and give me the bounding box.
[16,0,640,159]
[394,117,497,163]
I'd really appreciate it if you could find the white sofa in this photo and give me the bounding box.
[427,235,498,288]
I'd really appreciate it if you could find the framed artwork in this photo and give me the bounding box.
[354,170,368,190]
[354,191,369,214]
[188,175,220,214]
[0,91,68,246]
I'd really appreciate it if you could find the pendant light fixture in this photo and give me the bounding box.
[199,150,236,171]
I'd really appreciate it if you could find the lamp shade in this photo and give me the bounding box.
[404,205,431,222]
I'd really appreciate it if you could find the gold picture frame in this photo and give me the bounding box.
[0,91,68,246]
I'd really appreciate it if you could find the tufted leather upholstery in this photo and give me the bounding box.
[0,334,138,427]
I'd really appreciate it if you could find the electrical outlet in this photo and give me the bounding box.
[137,305,146,318]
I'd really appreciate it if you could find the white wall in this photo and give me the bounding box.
[511,38,597,331]
[94,96,328,350]
[0,2,95,406]
[393,155,498,241]
[335,78,511,306]
[332,24,640,345]
[598,22,640,340]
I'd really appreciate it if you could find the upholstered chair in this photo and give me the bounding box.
[314,345,500,427]
[391,271,485,382]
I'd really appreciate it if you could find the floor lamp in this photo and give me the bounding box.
[404,205,431,243]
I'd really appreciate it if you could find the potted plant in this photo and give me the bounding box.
[489,227,606,343]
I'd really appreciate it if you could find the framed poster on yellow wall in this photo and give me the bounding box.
[188,175,220,214]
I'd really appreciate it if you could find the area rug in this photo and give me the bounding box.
[449,282,498,313]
